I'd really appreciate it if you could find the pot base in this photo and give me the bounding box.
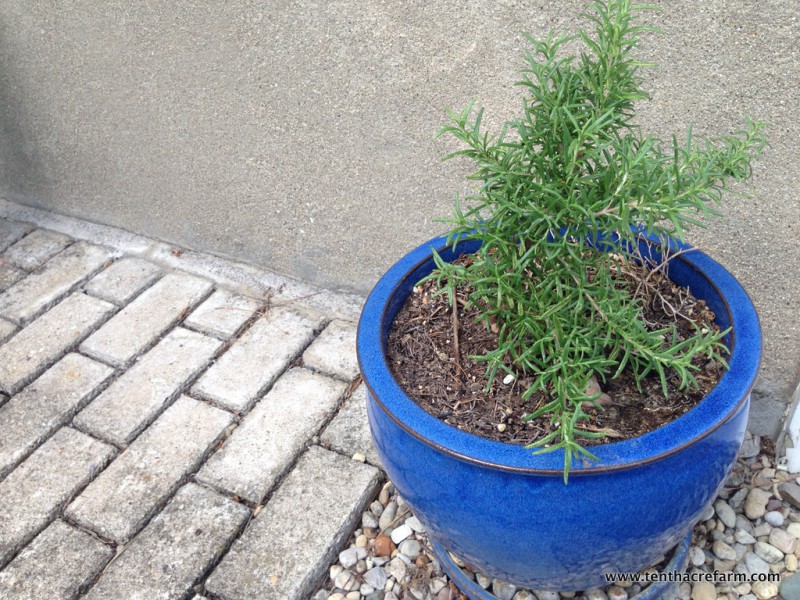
[430,532,691,600]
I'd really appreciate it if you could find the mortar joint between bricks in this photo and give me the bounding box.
[179,292,271,342]
[0,447,119,570]
[81,259,166,307]
[0,377,122,481]
[14,248,113,328]
[189,477,258,510]
[60,513,119,548]
[9,233,77,274]
[183,494,259,599]
[0,303,122,398]
[67,422,255,584]
[93,342,230,450]
[68,421,127,452]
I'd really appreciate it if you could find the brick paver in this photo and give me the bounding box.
[75,327,221,445]
[84,256,163,305]
[0,317,15,344]
[0,220,33,252]
[184,287,263,338]
[0,241,111,325]
[0,427,115,567]
[0,210,378,599]
[0,262,25,291]
[80,271,213,366]
[321,384,381,467]
[192,307,324,412]
[303,319,359,381]
[66,396,233,543]
[0,520,113,600]
[197,368,345,503]
[2,229,72,270]
[83,483,249,600]
[0,292,116,395]
[0,353,114,479]
[205,446,381,600]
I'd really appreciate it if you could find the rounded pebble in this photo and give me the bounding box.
[787,553,798,571]
[386,557,408,582]
[736,528,757,544]
[364,565,387,589]
[769,528,797,554]
[373,534,395,557]
[339,547,358,569]
[335,569,358,591]
[390,524,413,544]
[399,539,422,560]
[691,581,716,600]
[764,511,784,527]
[379,502,397,531]
[752,580,779,600]
[689,545,706,567]
[755,541,784,563]
[745,488,772,520]
[781,572,800,599]
[492,579,518,600]
[476,572,491,589]
[714,500,737,529]
[606,586,627,600]
[362,512,379,529]
[712,540,737,561]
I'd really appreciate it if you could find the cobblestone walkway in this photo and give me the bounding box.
[0,199,381,600]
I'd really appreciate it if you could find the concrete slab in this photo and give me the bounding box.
[66,396,233,543]
[2,228,72,270]
[197,368,345,503]
[83,483,249,600]
[204,446,381,600]
[0,520,113,600]
[0,353,114,479]
[192,307,323,412]
[0,262,25,291]
[80,271,213,366]
[0,427,115,567]
[74,327,221,445]
[0,292,116,395]
[0,241,111,325]
[302,319,359,381]
[84,256,163,305]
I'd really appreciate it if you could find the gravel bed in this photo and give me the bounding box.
[315,433,800,600]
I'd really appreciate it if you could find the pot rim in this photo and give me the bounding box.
[357,233,761,474]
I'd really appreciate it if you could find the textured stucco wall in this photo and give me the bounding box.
[0,1,797,436]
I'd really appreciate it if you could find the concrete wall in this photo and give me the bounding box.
[0,0,797,436]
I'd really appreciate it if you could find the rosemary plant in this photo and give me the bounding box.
[426,0,766,480]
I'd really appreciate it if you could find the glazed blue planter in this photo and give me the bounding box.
[357,233,761,592]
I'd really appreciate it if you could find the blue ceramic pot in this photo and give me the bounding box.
[357,234,761,591]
